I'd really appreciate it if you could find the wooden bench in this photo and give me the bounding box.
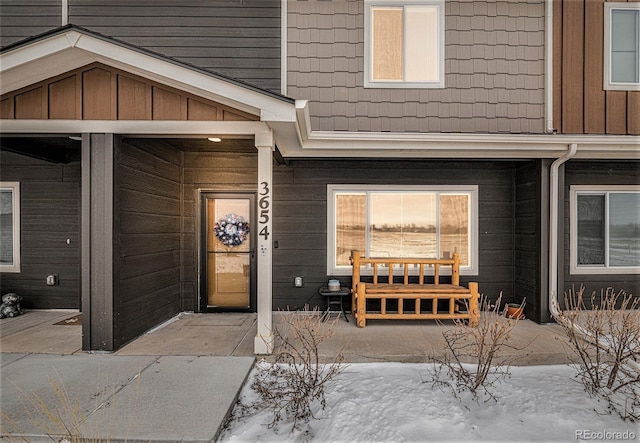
[350,251,480,328]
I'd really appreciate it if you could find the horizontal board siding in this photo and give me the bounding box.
[113,137,182,348]
[288,0,545,133]
[0,149,81,309]
[68,0,281,92]
[514,161,542,321]
[0,0,62,47]
[562,161,640,304]
[272,159,516,311]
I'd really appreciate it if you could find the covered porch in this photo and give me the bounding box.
[0,310,573,366]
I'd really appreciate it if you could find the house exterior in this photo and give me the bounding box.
[1,0,638,353]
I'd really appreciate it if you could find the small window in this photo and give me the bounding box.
[365,0,444,88]
[570,186,640,274]
[327,185,478,275]
[0,182,20,273]
[604,3,640,90]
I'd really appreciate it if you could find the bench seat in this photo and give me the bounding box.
[350,251,480,328]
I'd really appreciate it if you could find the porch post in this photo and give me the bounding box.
[81,133,115,351]
[255,131,274,354]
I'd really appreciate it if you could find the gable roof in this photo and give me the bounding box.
[0,25,295,122]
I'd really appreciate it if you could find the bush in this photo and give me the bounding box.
[552,285,640,422]
[429,294,528,402]
[250,308,346,432]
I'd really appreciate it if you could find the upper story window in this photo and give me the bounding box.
[0,182,21,273]
[327,185,478,276]
[570,185,640,274]
[604,3,640,91]
[364,0,444,89]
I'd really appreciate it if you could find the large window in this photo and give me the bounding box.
[604,3,640,90]
[571,186,640,274]
[0,182,20,273]
[364,0,444,88]
[327,185,478,275]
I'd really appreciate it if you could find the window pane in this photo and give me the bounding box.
[0,190,14,265]
[609,193,640,266]
[611,10,639,83]
[405,6,439,82]
[369,193,436,258]
[440,194,470,266]
[372,8,403,81]
[336,194,366,266]
[577,194,605,265]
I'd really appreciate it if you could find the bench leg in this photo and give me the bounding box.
[468,282,480,327]
[356,283,367,328]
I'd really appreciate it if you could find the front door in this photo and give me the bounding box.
[201,193,256,312]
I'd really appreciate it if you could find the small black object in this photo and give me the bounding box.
[318,286,350,322]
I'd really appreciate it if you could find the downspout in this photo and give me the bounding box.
[545,0,554,133]
[549,143,577,317]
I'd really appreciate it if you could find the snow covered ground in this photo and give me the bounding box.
[220,363,638,442]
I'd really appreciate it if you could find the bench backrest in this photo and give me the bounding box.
[350,251,461,293]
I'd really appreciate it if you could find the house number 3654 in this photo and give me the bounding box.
[259,181,270,240]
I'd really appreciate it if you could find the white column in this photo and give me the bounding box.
[255,131,274,354]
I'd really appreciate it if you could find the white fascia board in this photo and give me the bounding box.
[0,119,270,137]
[285,131,640,159]
[1,31,296,123]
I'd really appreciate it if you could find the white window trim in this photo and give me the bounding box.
[364,0,445,89]
[603,2,640,91]
[570,185,640,275]
[0,182,21,273]
[327,184,478,276]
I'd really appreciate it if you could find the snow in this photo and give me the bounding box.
[220,363,639,442]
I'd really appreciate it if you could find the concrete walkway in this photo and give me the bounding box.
[1,310,574,441]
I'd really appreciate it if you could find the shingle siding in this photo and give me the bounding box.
[287,0,545,133]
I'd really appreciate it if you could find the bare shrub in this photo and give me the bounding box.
[552,285,640,421]
[429,294,528,402]
[250,307,346,432]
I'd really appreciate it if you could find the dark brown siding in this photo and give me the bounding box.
[0,64,258,122]
[0,0,62,47]
[67,0,281,92]
[554,0,640,134]
[561,161,640,303]
[113,138,182,348]
[0,150,80,309]
[180,148,258,312]
[272,160,516,310]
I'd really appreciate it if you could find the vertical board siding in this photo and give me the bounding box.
[272,160,516,310]
[67,0,281,92]
[288,0,545,134]
[0,150,81,309]
[180,149,258,312]
[0,63,259,122]
[0,0,62,47]
[113,138,182,348]
[554,0,639,134]
[562,161,640,304]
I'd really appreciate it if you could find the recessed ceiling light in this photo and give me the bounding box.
[207,137,222,143]
[69,136,82,141]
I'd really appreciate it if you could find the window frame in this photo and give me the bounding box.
[364,0,445,89]
[603,2,640,91]
[570,185,640,275]
[327,184,478,276]
[0,182,21,273]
